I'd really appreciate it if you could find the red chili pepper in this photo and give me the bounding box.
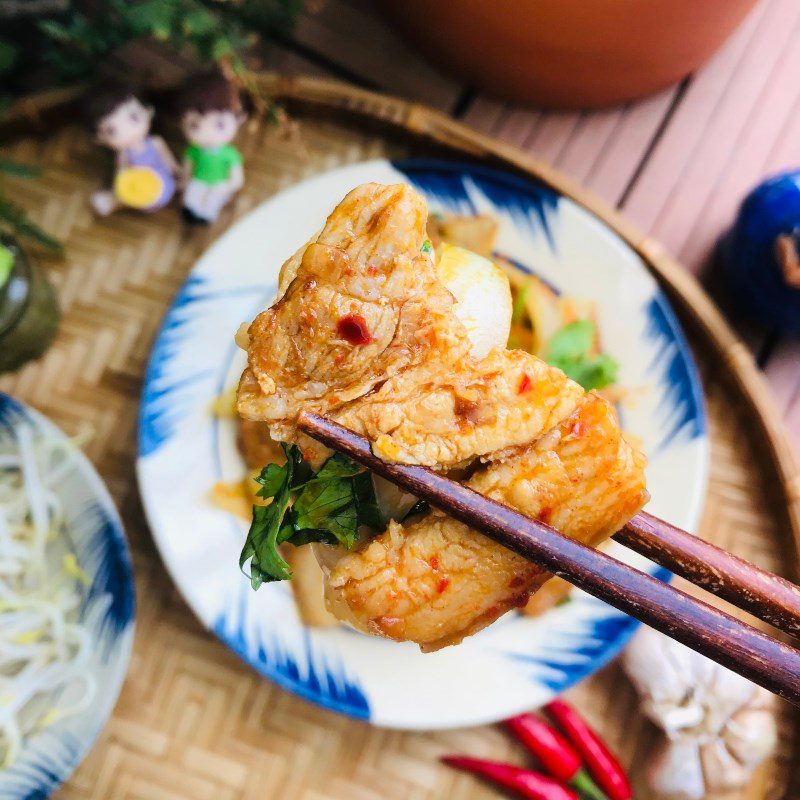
[505,715,609,800]
[545,700,632,800]
[337,313,373,345]
[441,755,579,800]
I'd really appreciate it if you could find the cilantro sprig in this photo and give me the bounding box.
[240,444,382,589]
[546,320,618,391]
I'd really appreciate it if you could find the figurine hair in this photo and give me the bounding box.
[83,82,143,130]
[175,73,250,118]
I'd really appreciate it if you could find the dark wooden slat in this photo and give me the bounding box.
[298,412,800,706]
[290,0,464,111]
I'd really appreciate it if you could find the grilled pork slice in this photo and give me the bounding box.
[323,393,648,650]
[237,182,471,439]
[334,347,583,469]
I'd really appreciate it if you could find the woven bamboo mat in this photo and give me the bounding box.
[1,97,797,800]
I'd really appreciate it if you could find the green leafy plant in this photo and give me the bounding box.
[240,444,382,588]
[0,1,305,112]
[546,319,618,391]
[0,159,62,253]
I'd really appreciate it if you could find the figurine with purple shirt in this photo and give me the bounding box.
[84,83,179,216]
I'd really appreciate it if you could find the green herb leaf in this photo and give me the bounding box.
[309,452,364,481]
[421,238,433,254]
[352,471,383,531]
[239,444,296,587]
[293,477,359,546]
[545,319,619,391]
[254,462,288,498]
[554,352,619,391]
[546,319,595,363]
[240,446,383,587]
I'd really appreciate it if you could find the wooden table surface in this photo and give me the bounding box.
[270,0,800,457]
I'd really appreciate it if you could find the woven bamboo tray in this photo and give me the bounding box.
[1,75,798,800]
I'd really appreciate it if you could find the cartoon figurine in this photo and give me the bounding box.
[84,83,179,216]
[176,74,247,225]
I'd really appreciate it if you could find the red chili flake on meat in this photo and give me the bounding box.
[539,507,553,524]
[337,314,373,345]
[518,373,533,394]
[571,420,588,437]
[429,555,440,571]
[334,351,345,364]
[366,264,379,276]
[437,577,450,593]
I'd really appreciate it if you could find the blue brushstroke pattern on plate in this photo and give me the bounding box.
[214,586,370,719]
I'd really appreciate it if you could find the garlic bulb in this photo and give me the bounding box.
[622,626,777,799]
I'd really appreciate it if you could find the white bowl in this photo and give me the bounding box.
[0,393,135,797]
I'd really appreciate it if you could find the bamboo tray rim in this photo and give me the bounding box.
[5,71,799,799]
[7,70,798,627]
[249,72,800,572]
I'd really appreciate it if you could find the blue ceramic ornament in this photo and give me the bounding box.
[722,170,800,336]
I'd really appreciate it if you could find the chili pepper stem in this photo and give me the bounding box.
[545,700,632,800]
[572,768,610,800]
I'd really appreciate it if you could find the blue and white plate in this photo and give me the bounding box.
[0,394,135,798]
[136,159,708,730]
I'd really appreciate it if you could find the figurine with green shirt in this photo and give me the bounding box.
[176,74,248,225]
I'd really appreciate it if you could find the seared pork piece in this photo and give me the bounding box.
[237,418,284,469]
[324,393,648,650]
[236,182,647,650]
[238,183,471,436]
[334,348,583,469]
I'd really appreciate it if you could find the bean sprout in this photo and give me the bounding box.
[0,423,95,769]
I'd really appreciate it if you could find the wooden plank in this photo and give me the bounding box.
[763,340,800,457]
[620,0,800,274]
[785,390,800,455]
[764,342,800,415]
[289,0,464,110]
[462,89,678,208]
[259,42,334,78]
[458,2,800,462]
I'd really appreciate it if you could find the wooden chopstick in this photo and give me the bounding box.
[616,513,800,637]
[297,412,800,707]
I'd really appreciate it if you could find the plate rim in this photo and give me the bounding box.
[136,156,708,729]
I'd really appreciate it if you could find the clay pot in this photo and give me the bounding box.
[377,0,759,108]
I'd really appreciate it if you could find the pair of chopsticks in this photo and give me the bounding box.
[298,412,800,707]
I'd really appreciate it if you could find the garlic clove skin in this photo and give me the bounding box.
[700,667,755,736]
[648,739,706,800]
[623,628,778,799]
[623,627,704,733]
[700,737,752,793]
[723,693,778,770]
